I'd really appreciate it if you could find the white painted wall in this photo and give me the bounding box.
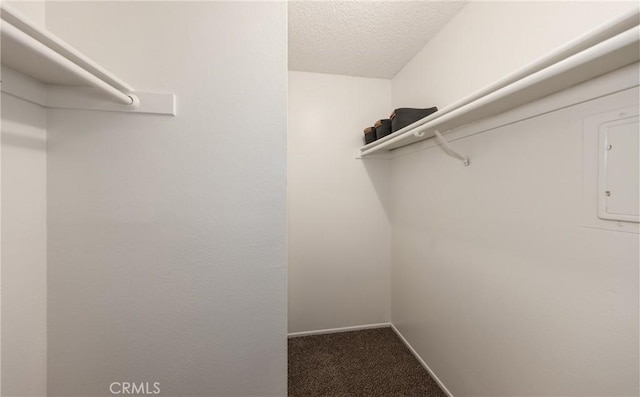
[392,1,640,108]
[45,2,286,396]
[389,2,640,396]
[288,71,391,333]
[1,4,47,396]
[391,84,639,397]
[1,92,47,397]
[5,1,46,26]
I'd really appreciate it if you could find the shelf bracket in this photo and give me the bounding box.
[433,129,470,166]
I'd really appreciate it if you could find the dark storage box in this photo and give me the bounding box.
[390,107,438,132]
[363,126,377,145]
[374,119,392,140]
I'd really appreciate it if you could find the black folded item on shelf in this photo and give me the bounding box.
[363,126,377,145]
[390,107,438,132]
[374,119,392,140]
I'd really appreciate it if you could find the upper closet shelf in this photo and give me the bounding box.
[359,9,640,158]
[0,4,175,115]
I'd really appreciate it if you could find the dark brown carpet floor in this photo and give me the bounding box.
[288,327,447,397]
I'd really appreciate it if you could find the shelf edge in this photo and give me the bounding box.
[1,3,134,92]
[47,87,176,116]
[359,9,640,157]
[1,67,176,116]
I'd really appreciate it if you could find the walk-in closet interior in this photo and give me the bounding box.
[1,1,638,396]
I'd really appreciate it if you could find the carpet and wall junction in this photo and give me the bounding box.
[288,327,447,397]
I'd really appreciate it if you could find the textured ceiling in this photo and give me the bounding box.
[288,1,467,79]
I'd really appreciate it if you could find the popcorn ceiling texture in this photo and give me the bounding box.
[288,1,466,79]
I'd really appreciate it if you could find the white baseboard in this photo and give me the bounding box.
[288,322,454,397]
[390,323,455,397]
[287,322,391,338]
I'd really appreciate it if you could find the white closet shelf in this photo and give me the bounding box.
[359,9,640,158]
[0,4,175,115]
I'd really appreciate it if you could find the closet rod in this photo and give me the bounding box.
[1,21,138,106]
[361,24,640,156]
[0,3,134,92]
[361,8,640,155]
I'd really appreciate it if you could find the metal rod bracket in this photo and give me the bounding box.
[433,129,470,166]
